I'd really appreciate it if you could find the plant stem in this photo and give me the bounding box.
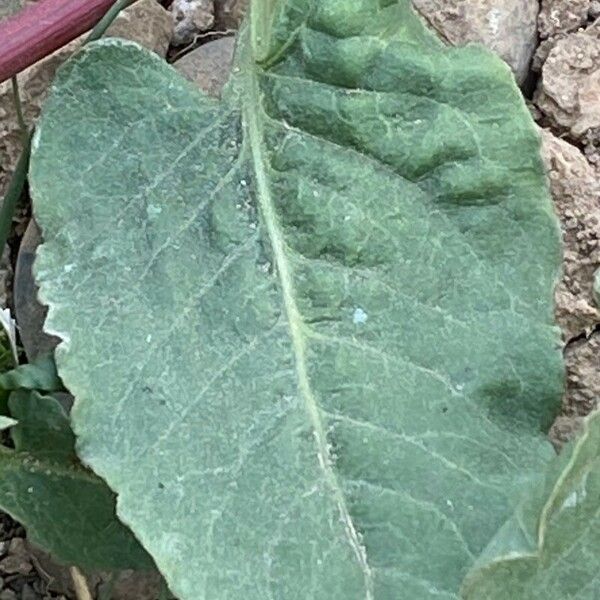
[0,133,30,257]
[0,0,141,84]
[86,0,138,43]
[10,77,27,146]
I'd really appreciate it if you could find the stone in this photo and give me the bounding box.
[534,22,600,138]
[0,590,16,600]
[542,129,600,447]
[170,0,214,46]
[538,0,590,39]
[214,0,248,28]
[541,130,600,340]
[0,555,31,576]
[412,0,538,84]
[174,35,235,97]
[7,539,26,558]
[564,332,600,414]
[111,570,164,600]
[103,0,173,56]
[0,0,173,198]
[19,584,35,600]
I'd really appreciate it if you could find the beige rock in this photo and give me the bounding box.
[170,0,215,46]
[535,22,600,138]
[542,130,600,339]
[174,35,235,97]
[412,0,538,84]
[542,129,600,446]
[562,330,600,418]
[538,0,590,39]
[104,0,173,56]
[0,0,173,198]
[214,0,248,28]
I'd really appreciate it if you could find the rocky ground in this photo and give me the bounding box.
[0,0,598,597]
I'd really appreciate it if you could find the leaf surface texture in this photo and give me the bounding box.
[30,1,563,597]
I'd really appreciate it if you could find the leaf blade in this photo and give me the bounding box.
[30,2,563,597]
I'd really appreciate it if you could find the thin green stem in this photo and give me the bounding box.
[0,134,30,257]
[85,0,137,44]
[10,76,27,145]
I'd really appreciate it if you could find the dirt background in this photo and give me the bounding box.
[0,0,598,598]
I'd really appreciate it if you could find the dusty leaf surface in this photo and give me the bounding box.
[30,1,563,598]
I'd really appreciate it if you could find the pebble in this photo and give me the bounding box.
[0,557,30,577]
[174,36,235,97]
[19,584,35,600]
[171,0,215,46]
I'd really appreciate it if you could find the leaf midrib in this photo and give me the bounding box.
[243,42,374,599]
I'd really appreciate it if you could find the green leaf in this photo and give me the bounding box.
[0,390,153,570]
[30,1,563,598]
[0,354,63,392]
[462,410,600,599]
[9,389,75,462]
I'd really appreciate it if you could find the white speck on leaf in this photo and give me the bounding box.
[147,204,162,217]
[353,307,368,325]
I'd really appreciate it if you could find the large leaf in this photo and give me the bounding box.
[0,390,154,570]
[30,1,563,597]
[463,410,600,599]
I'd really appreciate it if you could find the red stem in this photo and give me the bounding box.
[0,0,119,84]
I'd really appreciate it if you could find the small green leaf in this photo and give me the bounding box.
[463,410,600,599]
[0,390,153,571]
[30,1,563,598]
[0,354,63,392]
[9,389,75,462]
